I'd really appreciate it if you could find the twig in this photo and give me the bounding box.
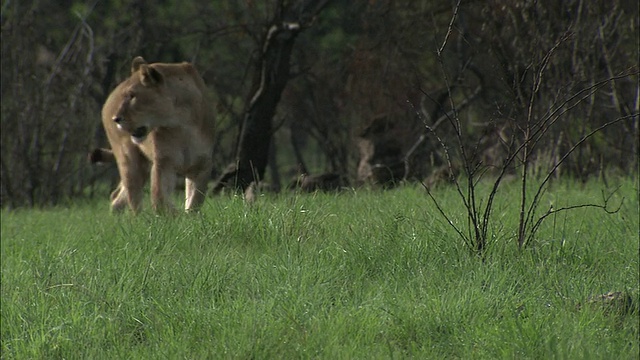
[438,0,461,56]
[521,114,635,245]
[524,186,623,247]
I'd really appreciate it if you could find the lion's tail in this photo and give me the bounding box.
[88,148,115,164]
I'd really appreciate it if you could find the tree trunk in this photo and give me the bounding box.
[213,0,331,193]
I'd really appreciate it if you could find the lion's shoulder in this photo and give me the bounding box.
[149,62,207,100]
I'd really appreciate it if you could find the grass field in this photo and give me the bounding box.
[1,178,638,359]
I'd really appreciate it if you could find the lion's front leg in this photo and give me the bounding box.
[110,182,127,212]
[112,148,148,214]
[150,160,177,214]
[185,165,211,212]
[111,184,144,214]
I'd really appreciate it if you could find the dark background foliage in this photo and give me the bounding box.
[1,0,638,208]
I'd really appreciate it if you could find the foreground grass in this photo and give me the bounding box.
[1,178,638,359]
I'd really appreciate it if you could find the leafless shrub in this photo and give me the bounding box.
[418,0,636,255]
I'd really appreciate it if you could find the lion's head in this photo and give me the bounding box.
[108,57,174,144]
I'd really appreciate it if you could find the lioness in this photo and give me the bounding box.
[91,56,215,214]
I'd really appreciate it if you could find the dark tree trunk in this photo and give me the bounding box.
[213,0,332,193]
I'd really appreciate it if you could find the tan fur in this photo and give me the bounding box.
[96,56,215,214]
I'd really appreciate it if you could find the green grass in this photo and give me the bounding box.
[1,178,638,359]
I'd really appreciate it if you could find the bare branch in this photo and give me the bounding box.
[522,114,635,240]
[437,0,461,56]
[421,181,473,250]
[524,186,624,247]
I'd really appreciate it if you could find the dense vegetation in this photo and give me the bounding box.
[1,179,638,358]
[1,0,638,207]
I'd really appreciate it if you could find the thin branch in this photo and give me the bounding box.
[524,186,623,247]
[522,114,635,241]
[421,181,473,250]
[529,72,636,153]
[438,0,461,56]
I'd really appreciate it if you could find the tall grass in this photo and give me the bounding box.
[1,178,638,359]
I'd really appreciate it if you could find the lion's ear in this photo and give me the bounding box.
[139,64,164,87]
[131,56,147,74]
